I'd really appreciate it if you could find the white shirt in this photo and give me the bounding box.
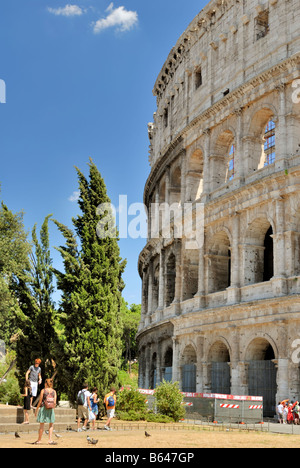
[78,389,92,407]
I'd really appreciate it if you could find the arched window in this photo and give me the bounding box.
[212,130,235,188]
[226,144,235,181]
[264,120,276,166]
[166,253,176,306]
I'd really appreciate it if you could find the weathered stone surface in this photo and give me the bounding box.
[137,0,300,412]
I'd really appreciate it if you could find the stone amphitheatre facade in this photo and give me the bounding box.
[137,0,300,416]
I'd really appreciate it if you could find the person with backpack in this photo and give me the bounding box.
[34,379,57,445]
[103,387,117,431]
[77,383,92,432]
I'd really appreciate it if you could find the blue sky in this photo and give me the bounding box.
[0,0,206,306]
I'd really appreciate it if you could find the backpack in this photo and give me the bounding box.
[44,390,55,409]
[77,390,86,406]
[107,395,115,408]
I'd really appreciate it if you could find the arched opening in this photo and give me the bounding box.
[243,219,274,285]
[152,263,160,312]
[208,341,231,395]
[170,166,181,206]
[211,130,235,189]
[206,230,231,294]
[162,347,173,383]
[263,119,276,166]
[166,253,176,307]
[186,149,204,201]
[226,144,235,182]
[246,338,277,417]
[246,108,275,173]
[182,250,199,301]
[150,353,157,389]
[264,226,274,282]
[181,345,197,393]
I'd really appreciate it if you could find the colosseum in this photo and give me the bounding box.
[137,0,300,416]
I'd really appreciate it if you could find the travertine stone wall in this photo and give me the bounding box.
[138,0,300,414]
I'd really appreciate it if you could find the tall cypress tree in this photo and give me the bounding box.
[13,215,57,385]
[53,160,126,402]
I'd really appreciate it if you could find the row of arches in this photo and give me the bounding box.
[207,222,274,294]
[155,107,277,208]
[147,337,278,417]
[144,217,275,318]
[148,220,274,310]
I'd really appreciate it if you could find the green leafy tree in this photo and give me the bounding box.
[0,200,31,344]
[13,215,58,385]
[53,160,126,402]
[120,301,141,369]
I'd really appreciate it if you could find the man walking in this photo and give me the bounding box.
[103,387,116,431]
[25,359,42,408]
[77,383,92,432]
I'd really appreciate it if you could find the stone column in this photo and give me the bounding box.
[227,212,241,304]
[202,129,211,199]
[238,362,249,395]
[165,166,170,205]
[157,249,165,322]
[275,84,287,171]
[172,337,180,386]
[230,328,241,395]
[275,359,289,402]
[147,263,153,320]
[196,336,204,392]
[156,342,162,387]
[140,269,147,330]
[234,107,245,181]
[145,346,151,389]
[272,197,288,296]
[181,151,187,207]
[174,241,182,315]
[195,245,206,309]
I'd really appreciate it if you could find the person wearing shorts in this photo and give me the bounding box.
[77,383,92,432]
[25,359,42,408]
[103,387,116,431]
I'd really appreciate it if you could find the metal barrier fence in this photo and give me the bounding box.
[138,389,263,424]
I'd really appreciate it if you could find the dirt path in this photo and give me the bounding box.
[1,426,300,449]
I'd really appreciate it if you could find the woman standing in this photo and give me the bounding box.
[34,379,57,445]
[90,387,99,430]
[21,380,32,424]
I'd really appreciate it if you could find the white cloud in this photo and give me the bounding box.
[68,191,80,202]
[48,5,85,17]
[93,3,138,34]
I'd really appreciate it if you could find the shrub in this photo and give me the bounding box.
[117,410,147,421]
[154,380,185,422]
[117,387,148,413]
[116,410,173,424]
[145,412,173,423]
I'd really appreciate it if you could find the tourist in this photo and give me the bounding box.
[283,403,288,424]
[25,359,42,408]
[276,401,284,424]
[294,401,300,425]
[90,387,99,430]
[34,378,57,445]
[287,401,299,424]
[77,383,92,432]
[103,386,117,431]
[21,380,32,424]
